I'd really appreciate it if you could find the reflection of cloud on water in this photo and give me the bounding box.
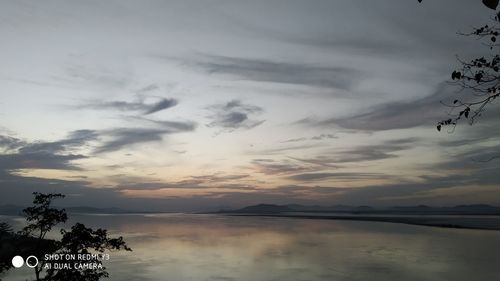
[6,214,500,281]
[98,215,489,281]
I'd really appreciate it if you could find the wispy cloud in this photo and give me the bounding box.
[63,64,131,89]
[206,100,265,132]
[288,138,418,169]
[0,153,87,171]
[300,84,454,131]
[95,120,196,154]
[135,84,159,94]
[18,130,98,154]
[131,117,198,131]
[95,128,169,154]
[252,159,314,175]
[0,130,97,171]
[281,134,337,143]
[113,173,253,191]
[0,135,27,152]
[80,98,178,115]
[185,54,361,92]
[287,172,386,182]
[331,138,419,163]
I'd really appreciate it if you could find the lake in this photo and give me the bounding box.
[3,213,500,281]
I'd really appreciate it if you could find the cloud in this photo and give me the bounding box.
[113,173,254,191]
[331,138,418,163]
[325,142,500,205]
[332,168,500,206]
[2,117,196,160]
[287,156,339,168]
[0,170,148,210]
[189,174,250,183]
[64,64,130,89]
[253,143,324,156]
[267,185,344,197]
[131,116,197,131]
[186,54,361,92]
[280,137,308,143]
[135,84,159,94]
[95,119,196,154]
[279,138,418,182]
[430,144,500,177]
[143,99,178,115]
[281,134,337,143]
[81,98,178,115]
[288,138,418,168]
[311,134,337,140]
[18,130,98,154]
[95,128,169,154]
[287,172,385,182]
[206,100,265,132]
[0,153,86,171]
[303,83,454,131]
[252,159,314,175]
[0,130,97,171]
[0,135,26,151]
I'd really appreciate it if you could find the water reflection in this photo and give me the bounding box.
[3,214,500,281]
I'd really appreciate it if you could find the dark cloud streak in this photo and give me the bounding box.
[0,130,97,171]
[81,98,178,115]
[206,100,265,132]
[303,84,454,131]
[287,172,386,182]
[95,120,196,154]
[188,55,361,92]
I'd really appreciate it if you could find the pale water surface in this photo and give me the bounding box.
[3,213,500,281]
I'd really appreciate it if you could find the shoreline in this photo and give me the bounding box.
[220,213,500,231]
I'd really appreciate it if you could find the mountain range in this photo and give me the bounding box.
[220,203,500,215]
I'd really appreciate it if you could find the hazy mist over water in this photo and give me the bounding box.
[3,214,500,281]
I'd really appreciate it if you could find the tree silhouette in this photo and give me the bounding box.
[418,0,499,131]
[19,193,68,281]
[18,192,131,281]
[437,11,500,131]
[45,223,131,281]
[418,1,498,10]
[0,222,14,279]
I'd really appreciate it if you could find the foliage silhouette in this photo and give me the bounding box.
[418,0,499,131]
[418,1,498,10]
[17,192,131,281]
[0,222,14,279]
[438,11,500,132]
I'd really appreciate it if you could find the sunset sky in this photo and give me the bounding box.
[1,0,499,211]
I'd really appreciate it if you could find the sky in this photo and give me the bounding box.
[0,0,499,211]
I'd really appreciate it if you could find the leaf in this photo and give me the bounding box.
[451,71,462,80]
[475,73,483,82]
[482,0,499,10]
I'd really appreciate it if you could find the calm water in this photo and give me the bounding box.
[3,213,500,281]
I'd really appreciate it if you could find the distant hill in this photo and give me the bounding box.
[221,203,500,215]
[236,204,294,213]
[222,204,378,214]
